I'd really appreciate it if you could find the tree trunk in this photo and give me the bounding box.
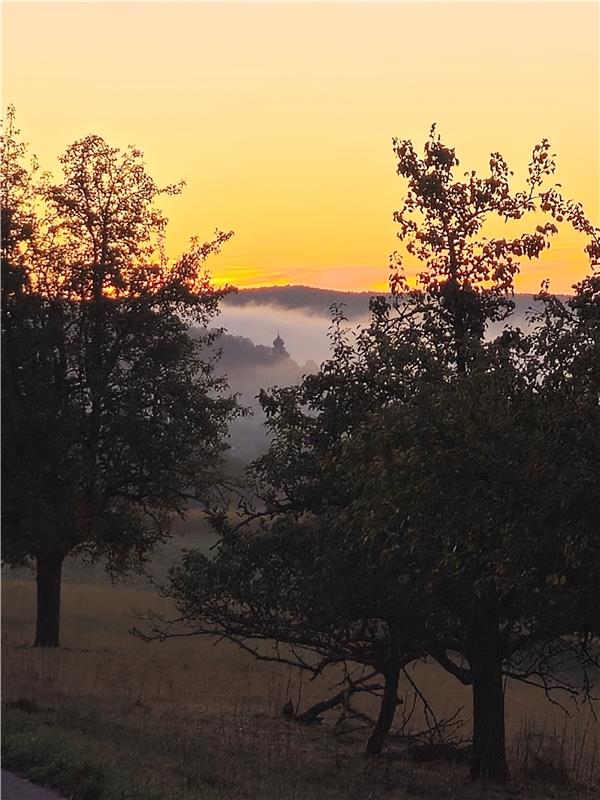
[467,615,509,782]
[34,552,63,647]
[365,661,400,756]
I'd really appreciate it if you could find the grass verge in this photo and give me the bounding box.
[1,704,219,800]
[3,701,598,800]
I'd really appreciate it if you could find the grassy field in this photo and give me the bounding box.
[2,573,599,799]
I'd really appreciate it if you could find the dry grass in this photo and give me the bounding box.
[2,574,599,799]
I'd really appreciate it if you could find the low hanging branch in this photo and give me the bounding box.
[290,668,381,724]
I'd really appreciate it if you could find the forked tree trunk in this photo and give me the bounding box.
[34,552,64,647]
[365,661,401,756]
[467,614,509,782]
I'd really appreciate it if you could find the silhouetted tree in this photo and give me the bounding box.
[143,129,600,781]
[1,108,238,646]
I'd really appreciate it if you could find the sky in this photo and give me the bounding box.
[2,2,598,293]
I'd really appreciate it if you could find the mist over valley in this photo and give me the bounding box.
[212,286,559,461]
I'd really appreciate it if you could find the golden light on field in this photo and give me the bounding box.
[2,2,598,293]
[2,576,599,793]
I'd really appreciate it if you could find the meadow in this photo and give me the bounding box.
[2,571,599,800]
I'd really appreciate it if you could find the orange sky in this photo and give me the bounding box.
[2,2,598,293]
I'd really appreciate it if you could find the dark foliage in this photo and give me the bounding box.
[143,129,600,782]
[1,108,238,645]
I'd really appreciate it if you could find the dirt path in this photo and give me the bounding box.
[1,770,66,800]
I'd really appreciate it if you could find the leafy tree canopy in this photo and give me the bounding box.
[144,129,600,781]
[1,108,238,644]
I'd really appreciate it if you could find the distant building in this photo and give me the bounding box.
[272,332,287,356]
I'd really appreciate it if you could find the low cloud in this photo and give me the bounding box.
[217,303,369,366]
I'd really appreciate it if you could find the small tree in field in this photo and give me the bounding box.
[1,108,238,646]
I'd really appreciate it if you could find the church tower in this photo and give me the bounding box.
[273,331,287,356]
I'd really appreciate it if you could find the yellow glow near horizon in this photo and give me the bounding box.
[3,2,598,293]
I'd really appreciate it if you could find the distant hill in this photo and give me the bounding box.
[222,284,567,326]
[222,285,375,319]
